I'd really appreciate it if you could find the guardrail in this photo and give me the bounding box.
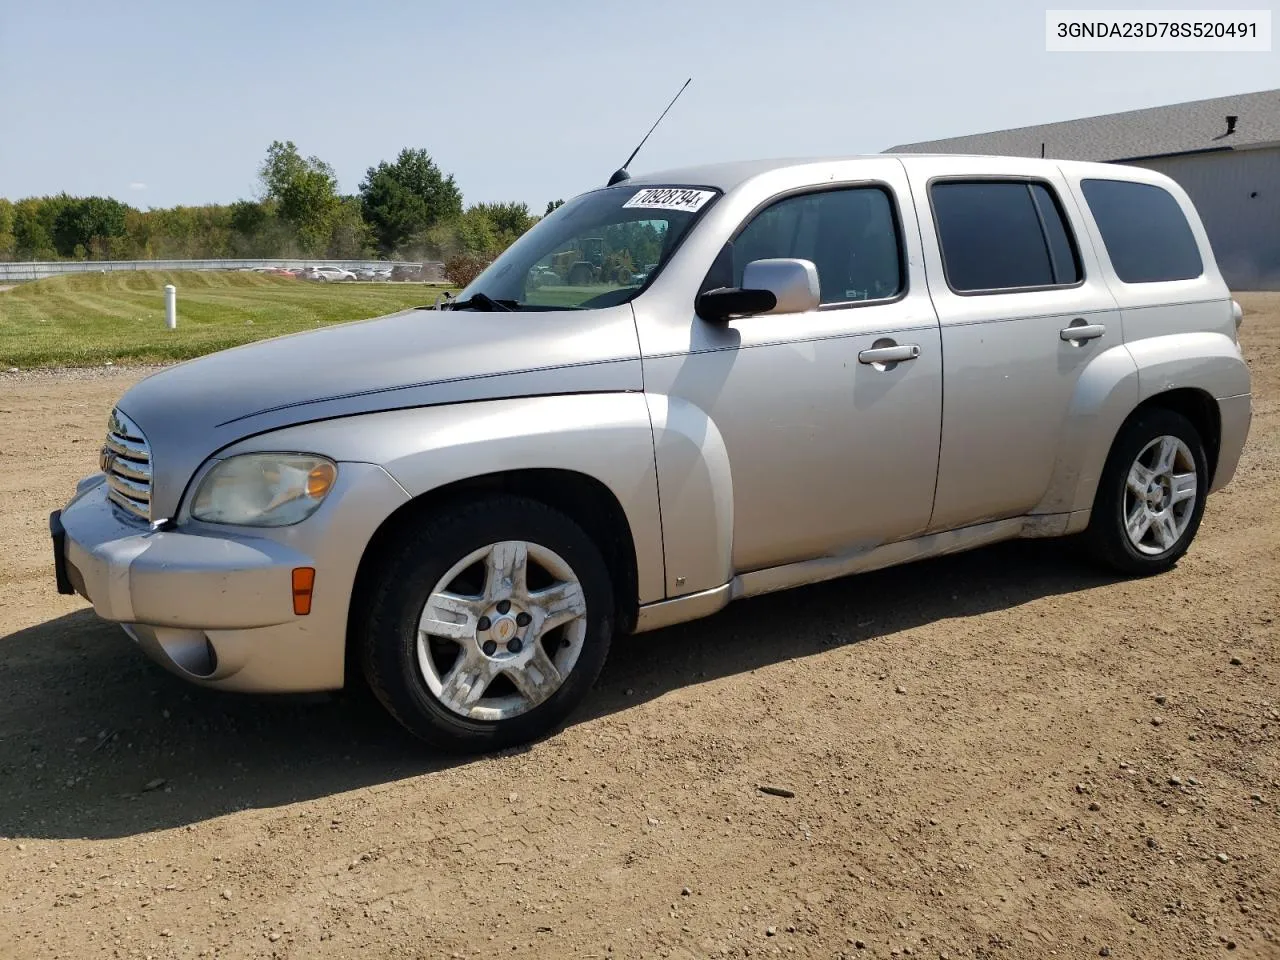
[0,258,437,282]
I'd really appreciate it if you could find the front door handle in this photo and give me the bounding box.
[1060,322,1105,343]
[858,343,920,365]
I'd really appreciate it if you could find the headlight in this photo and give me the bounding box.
[190,454,337,526]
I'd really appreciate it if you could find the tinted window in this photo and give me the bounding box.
[1081,179,1203,283]
[1031,184,1081,285]
[733,187,902,304]
[931,181,1080,292]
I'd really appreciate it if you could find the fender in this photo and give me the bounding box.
[1034,330,1249,521]
[644,394,735,599]
[1128,330,1253,494]
[217,393,668,606]
[1126,330,1251,402]
[1033,343,1140,517]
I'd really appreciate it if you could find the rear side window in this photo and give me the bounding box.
[732,186,903,304]
[1080,179,1203,283]
[930,181,1081,293]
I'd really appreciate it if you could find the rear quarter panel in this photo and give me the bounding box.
[1052,160,1251,506]
[1057,160,1238,345]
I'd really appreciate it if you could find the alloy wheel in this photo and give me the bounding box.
[415,540,588,720]
[1122,435,1198,555]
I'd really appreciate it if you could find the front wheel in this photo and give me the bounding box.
[358,496,615,752]
[1085,408,1208,576]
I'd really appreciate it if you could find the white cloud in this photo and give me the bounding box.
[128,181,147,191]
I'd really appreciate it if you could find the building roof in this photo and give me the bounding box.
[886,88,1280,162]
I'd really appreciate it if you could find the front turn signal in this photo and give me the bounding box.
[292,567,316,616]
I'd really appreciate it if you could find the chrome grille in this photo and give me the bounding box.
[101,409,152,521]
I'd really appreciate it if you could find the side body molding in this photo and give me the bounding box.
[645,394,735,598]
[217,393,668,606]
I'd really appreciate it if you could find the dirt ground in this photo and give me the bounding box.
[1,298,1276,960]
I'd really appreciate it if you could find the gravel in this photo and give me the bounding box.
[1,293,1277,959]
[0,363,168,383]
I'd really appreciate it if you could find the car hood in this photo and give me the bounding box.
[116,304,643,518]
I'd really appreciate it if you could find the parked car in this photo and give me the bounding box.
[527,265,560,288]
[302,266,356,282]
[355,266,392,282]
[52,155,1251,753]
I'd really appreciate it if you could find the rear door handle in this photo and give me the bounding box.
[1060,322,1105,342]
[858,343,920,365]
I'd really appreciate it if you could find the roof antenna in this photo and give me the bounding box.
[608,78,692,186]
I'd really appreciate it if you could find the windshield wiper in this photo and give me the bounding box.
[445,292,517,312]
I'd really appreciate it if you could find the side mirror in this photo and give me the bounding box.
[697,286,777,322]
[696,257,820,322]
[743,258,820,314]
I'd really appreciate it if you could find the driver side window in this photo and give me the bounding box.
[734,187,903,305]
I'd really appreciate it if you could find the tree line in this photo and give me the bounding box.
[0,142,566,272]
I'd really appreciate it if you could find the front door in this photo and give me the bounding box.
[640,172,944,583]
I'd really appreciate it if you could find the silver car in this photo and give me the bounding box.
[52,156,1252,752]
[303,266,357,282]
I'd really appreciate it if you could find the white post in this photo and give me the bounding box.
[164,284,177,330]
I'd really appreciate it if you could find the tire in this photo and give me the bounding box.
[357,495,615,752]
[1084,408,1209,576]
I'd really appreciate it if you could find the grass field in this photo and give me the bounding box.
[526,283,628,308]
[0,272,456,368]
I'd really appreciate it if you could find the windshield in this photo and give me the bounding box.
[455,184,719,310]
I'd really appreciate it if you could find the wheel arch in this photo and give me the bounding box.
[1034,343,1141,517]
[1057,385,1223,530]
[1130,388,1221,486]
[347,469,644,663]
[1080,399,1213,576]
[1125,330,1247,490]
[1040,333,1242,522]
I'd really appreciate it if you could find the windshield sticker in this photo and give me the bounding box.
[622,188,715,213]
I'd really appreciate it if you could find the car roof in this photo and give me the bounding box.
[622,154,1137,192]
[623,158,836,191]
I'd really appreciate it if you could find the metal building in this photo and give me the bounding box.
[887,89,1280,290]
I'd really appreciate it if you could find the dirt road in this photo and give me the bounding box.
[1,298,1276,960]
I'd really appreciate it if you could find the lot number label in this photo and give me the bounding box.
[622,188,716,213]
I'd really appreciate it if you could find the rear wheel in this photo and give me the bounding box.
[358,496,614,752]
[1085,408,1208,576]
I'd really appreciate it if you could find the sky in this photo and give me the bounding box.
[0,0,1276,212]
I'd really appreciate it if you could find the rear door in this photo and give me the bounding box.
[901,157,1122,532]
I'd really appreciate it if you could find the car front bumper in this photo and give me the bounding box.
[52,464,409,692]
